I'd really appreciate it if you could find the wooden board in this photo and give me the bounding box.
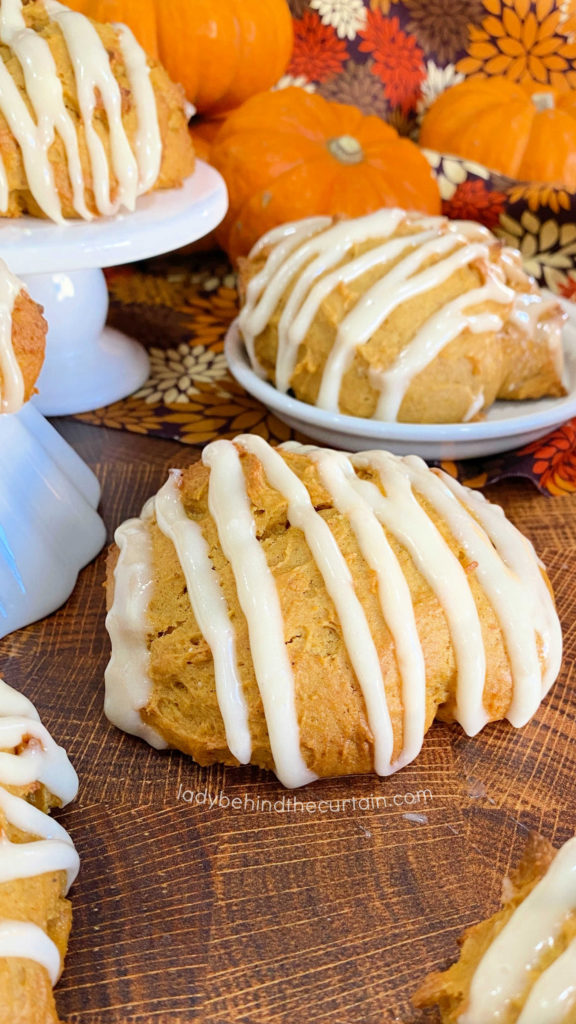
[2,419,575,1024]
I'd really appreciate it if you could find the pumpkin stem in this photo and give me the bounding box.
[327,135,364,164]
[532,92,555,112]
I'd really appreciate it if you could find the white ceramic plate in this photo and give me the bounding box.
[225,301,576,460]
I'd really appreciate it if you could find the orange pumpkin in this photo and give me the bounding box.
[61,0,158,57]
[420,79,576,187]
[64,0,293,116]
[210,88,441,263]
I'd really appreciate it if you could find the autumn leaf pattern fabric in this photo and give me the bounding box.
[282,0,576,293]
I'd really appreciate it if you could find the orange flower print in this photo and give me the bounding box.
[359,13,426,114]
[289,10,348,83]
[558,273,576,302]
[442,179,507,229]
[457,0,576,91]
[520,420,576,495]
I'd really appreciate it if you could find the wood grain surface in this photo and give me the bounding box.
[2,419,575,1024]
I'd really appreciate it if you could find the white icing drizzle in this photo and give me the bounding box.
[234,434,396,776]
[318,236,490,413]
[0,786,78,887]
[307,448,426,771]
[105,438,561,783]
[463,388,485,423]
[351,449,488,736]
[461,836,576,1024]
[240,210,559,421]
[279,228,438,395]
[370,274,514,421]
[104,513,168,750]
[510,291,565,380]
[0,678,40,721]
[115,22,162,193]
[0,677,79,984]
[437,473,562,720]
[401,457,547,728]
[0,921,61,985]
[0,715,78,803]
[0,260,25,414]
[154,471,252,765]
[0,0,162,221]
[202,439,316,788]
[517,937,576,1024]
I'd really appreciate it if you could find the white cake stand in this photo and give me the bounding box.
[0,160,228,416]
[0,403,106,639]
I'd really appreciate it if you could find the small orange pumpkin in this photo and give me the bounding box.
[420,79,576,187]
[210,88,441,263]
[64,0,293,117]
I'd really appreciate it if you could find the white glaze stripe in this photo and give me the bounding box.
[403,456,544,727]
[517,936,576,1024]
[319,237,489,412]
[0,834,79,887]
[248,217,333,259]
[279,229,437,395]
[0,0,162,220]
[275,210,409,390]
[309,449,426,770]
[240,218,332,369]
[104,516,168,750]
[461,836,576,1022]
[235,435,395,776]
[0,678,79,985]
[0,921,61,985]
[0,716,78,804]
[0,261,25,414]
[202,439,316,788]
[372,278,514,420]
[0,678,40,721]
[351,450,488,735]
[115,23,162,192]
[438,473,562,717]
[154,472,252,764]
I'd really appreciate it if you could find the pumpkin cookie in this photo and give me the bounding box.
[105,436,561,787]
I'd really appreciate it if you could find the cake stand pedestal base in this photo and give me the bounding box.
[0,404,106,639]
[25,268,149,416]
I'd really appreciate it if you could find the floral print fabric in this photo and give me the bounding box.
[71,254,576,497]
[284,0,576,294]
